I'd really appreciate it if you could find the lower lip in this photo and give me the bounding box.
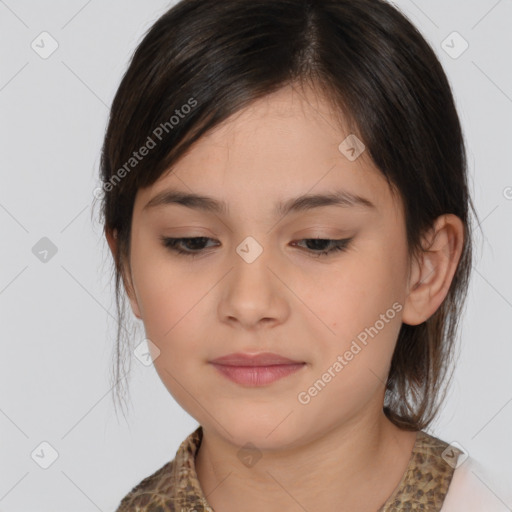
[210,363,306,386]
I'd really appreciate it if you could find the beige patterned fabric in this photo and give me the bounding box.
[114,426,460,512]
[378,431,461,511]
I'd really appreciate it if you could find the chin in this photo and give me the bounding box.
[207,408,309,452]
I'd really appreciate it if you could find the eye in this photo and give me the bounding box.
[160,236,353,258]
[291,237,353,257]
[160,236,218,258]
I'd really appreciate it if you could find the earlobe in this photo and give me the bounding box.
[104,227,143,320]
[105,227,117,259]
[124,273,143,320]
[127,289,143,320]
[402,214,464,326]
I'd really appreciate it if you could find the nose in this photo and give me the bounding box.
[218,243,290,330]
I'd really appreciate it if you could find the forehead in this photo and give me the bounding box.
[134,85,398,219]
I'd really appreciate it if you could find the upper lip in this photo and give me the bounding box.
[210,352,304,366]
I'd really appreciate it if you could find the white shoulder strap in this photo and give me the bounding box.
[441,457,511,512]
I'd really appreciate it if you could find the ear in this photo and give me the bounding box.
[105,227,143,320]
[402,214,465,326]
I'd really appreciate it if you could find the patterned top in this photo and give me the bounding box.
[114,426,461,512]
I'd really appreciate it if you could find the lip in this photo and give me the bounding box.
[210,352,304,366]
[209,352,306,387]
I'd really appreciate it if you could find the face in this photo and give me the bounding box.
[123,85,413,450]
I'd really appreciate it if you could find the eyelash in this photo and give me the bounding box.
[159,236,353,258]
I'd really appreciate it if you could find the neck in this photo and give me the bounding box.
[195,410,418,512]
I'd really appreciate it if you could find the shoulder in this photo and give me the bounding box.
[441,456,512,512]
[113,426,207,512]
[114,459,177,512]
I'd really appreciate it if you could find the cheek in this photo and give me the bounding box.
[131,253,210,411]
[311,246,404,330]
[298,274,403,422]
[305,239,406,379]
[130,240,206,346]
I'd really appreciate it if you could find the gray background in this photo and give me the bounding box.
[0,0,511,510]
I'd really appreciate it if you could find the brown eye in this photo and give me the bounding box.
[160,237,218,257]
[159,236,353,259]
[292,238,353,257]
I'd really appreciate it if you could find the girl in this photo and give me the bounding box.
[99,0,509,510]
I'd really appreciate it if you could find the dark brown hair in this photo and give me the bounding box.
[97,0,479,430]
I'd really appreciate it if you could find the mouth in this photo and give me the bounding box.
[210,362,306,386]
[209,352,306,387]
[210,351,304,366]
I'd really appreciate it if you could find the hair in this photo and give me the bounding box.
[97,0,479,430]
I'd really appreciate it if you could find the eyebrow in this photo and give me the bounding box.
[143,188,376,217]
